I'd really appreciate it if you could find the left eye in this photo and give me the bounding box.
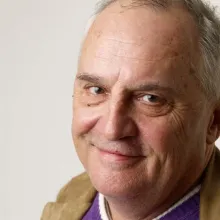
[88,86,105,95]
[142,94,162,103]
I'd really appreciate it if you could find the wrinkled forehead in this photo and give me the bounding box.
[81,2,200,65]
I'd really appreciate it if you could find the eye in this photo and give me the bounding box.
[136,93,172,116]
[142,94,162,103]
[88,86,105,95]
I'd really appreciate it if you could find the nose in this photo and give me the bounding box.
[102,98,138,141]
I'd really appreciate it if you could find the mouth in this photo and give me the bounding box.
[99,148,140,158]
[96,147,145,166]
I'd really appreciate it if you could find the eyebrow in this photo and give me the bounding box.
[76,72,177,95]
[132,83,176,95]
[76,73,104,85]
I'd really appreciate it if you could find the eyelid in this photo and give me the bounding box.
[84,83,102,89]
[136,92,161,99]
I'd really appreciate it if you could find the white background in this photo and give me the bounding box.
[1,0,220,219]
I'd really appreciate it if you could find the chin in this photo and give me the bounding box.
[83,146,156,198]
[90,174,136,198]
[87,161,148,199]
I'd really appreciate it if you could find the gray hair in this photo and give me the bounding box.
[85,0,220,102]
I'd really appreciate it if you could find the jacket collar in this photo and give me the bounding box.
[200,147,220,220]
[41,173,96,220]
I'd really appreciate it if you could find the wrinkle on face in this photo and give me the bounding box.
[168,97,208,149]
[88,32,189,64]
[81,6,200,87]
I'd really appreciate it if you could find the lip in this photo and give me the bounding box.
[96,147,144,163]
[100,148,137,157]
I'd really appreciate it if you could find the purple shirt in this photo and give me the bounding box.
[83,192,200,220]
[83,193,101,220]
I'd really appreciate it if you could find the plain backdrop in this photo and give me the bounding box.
[1,0,220,219]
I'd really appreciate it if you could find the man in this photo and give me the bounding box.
[41,0,220,219]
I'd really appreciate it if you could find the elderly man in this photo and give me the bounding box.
[41,0,220,219]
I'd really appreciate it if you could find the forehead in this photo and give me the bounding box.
[78,3,200,90]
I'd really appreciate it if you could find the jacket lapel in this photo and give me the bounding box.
[41,202,92,220]
[200,148,220,220]
[41,173,96,220]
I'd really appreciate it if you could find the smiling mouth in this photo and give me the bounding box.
[97,147,145,164]
[100,148,139,157]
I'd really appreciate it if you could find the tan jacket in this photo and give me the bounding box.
[41,148,220,220]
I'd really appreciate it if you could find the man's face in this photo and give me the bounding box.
[72,4,210,201]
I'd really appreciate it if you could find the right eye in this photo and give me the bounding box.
[88,86,105,95]
[80,85,107,106]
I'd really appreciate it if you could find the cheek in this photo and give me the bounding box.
[72,104,101,137]
[138,115,188,179]
[137,110,204,167]
[71,105,98,169]
[137,114,190,172]
[138,116,177,154]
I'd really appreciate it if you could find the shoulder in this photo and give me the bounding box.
[200,147,220,220]
[57,172,96,203]
[40,172,97,220]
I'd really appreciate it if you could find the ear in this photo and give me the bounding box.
[206,105,220,145]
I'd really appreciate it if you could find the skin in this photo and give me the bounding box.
[72,2,220,220]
